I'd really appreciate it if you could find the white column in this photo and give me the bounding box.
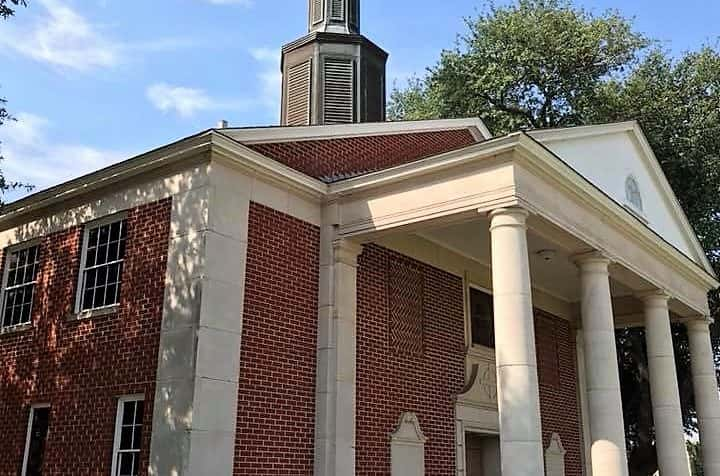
[489,207,544,476]
[575,253,628,476]
[641,292,690,476]
[314,231,363,476]
[687,318,720,476]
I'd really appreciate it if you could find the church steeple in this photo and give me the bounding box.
[308,0,360,35]
[280,0,387,126]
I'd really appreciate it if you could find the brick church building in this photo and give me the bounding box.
[1,1,719,476]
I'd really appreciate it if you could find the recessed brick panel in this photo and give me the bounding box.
[233,202,320,475]
[0,199,171,475]
[247,129,478,182]
[388,256,424,357]
[356,244,466,475]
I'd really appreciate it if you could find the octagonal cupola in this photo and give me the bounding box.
[280,0,388,126]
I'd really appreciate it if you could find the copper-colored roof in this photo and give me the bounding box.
[245,129,479,182]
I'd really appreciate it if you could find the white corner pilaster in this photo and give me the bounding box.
[488,207,545,476]
[640,291,691,476]
[574,252,629,476]
[314,203,363,476]
[687,317,720,476]
[148,161,250,475]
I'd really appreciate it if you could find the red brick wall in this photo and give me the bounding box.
[233,202,320,475]
[356,244,584,475]
[535,311,584,476]
[0,198,171,476]
[247,130,478,182]
[356,244,467,475]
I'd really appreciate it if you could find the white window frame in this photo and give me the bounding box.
[111,394,145,476]
[74,213,127,314]
[21,403,51,476]
[0,239,41,331]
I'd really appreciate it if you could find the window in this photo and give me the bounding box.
[77,217,127,312]
[625,175,643,212]
[469,287,494,348]
[21,404,50,476]
[111,396,144,476]
[1,243,40,330]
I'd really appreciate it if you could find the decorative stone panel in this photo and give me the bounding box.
[545,433,567,476]
[390,412,427,476]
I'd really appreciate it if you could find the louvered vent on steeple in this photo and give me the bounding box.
[285,60,312,125]
[311,0,324,24]
[323,58,355,124]
[330,0,345,21]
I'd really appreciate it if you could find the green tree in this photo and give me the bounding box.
[390,1,720,475]
[0,0,30,201]
[388,0,649,133]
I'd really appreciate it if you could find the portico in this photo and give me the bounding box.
[321,129,720,476]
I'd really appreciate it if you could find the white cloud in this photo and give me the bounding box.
[0,113,126,196]
[146,83,214,118]
[0,0,197,72]
[249,48,282,116]
[0,0,119,71]
[146,83,252,118]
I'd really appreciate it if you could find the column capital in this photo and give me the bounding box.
[637,290,672,306]
[488,207,529,231]
[687,316,714,332]
[572,251,612,272]
[333,239,363,266]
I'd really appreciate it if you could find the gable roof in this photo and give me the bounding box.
[244,129,479,182]
[528,121,715,276]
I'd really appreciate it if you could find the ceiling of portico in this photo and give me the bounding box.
[419,217,636,305]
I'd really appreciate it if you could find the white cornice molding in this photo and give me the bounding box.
[0,131,216,228]
[223,117,492,144]
[0,131,329,230]
[210,132,328,199]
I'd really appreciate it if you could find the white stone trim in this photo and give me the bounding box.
[390,412,427,476]
[225,117,492,144]
[544,433,567,476]
[314,227,363,476]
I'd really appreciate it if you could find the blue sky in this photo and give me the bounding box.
[0,0,718,199]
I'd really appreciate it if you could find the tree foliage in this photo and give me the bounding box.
[388,0,649,132]
[390,2,720,475]
[0,0,25,19]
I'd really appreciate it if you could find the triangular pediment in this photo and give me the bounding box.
[529,122,714,276]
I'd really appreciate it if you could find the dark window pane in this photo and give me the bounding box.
[122,401,135,425]
[110,221,121,241]
[120,426,133,449]
[470,288,495,348]
[88,228,99,247]
[108,241,119,262]
[97,244,108,265]
[98,225,110,245]
[83,288,95,311]
[119,452,134,475]
[26,407,50,476]
[86,246,97,267]
[134,401,144,425]
[7,269,16,287]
